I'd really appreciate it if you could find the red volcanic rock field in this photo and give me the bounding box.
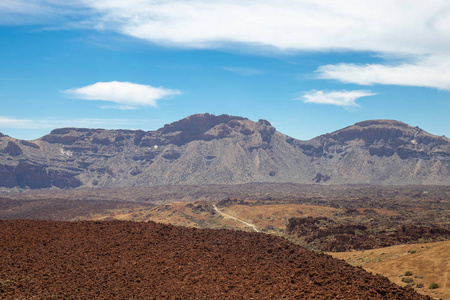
[0,220,429,299]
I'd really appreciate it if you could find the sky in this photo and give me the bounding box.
[0,1,449,141]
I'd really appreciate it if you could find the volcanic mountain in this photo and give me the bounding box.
[0,113,448,189]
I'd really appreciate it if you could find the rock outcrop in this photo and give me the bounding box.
[3,141,23,156]
[0,114,448,189]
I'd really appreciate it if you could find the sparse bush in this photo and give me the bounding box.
[404,271,413,276]
[401,277,414,283]
[429,282,439,289]
[416,283,424,288]
[414,275,423,279]
[408,249,417,254]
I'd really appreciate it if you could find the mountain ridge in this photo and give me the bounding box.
[0,113,448,189]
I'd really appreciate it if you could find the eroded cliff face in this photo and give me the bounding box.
[326,120,448,160]
[0,114,448,189]
[291,120,449,184]
[294,120,448,160]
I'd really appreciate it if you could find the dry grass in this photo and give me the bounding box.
[329,241,450,300]
[82,201,247,231]
[221,203,341,229]
[82,202,345,234]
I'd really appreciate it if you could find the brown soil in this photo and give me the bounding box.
[0,220,429,299]
[330,241,450,300]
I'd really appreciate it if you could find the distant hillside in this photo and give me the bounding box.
[0,113,449,189]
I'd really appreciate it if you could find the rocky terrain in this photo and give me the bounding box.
[0,219,430,299]
[286,217,450,252]
[2,184,447,251]
[0,113,449,189]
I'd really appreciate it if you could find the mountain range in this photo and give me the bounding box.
[0,113,449,189]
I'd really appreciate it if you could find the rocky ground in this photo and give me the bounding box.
[0,220,430,299]
[285,216,450,252]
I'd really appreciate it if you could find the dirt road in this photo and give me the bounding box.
[213,204,259,232]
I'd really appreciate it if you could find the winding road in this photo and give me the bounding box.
[213,204,259,233]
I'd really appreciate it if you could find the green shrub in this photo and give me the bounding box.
[429,282,439,289]
[404,271,413,276]
[401,277,414,283]
[416,283,424,288]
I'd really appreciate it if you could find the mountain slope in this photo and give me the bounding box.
[293,120,450,184]
[0,113,448,189]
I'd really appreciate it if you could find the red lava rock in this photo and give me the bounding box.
[286,216,450,252]
[0,220,430,299]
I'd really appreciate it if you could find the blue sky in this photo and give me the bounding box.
[0,1,449,140]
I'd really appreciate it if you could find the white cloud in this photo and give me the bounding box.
[222,67,263,76]
[81,1,450,55]
[299,90,378,107]
[316,55,450,91]
[5,1,450,91]
[3,1,450,55]
[99,104,137,110]
[63,81,181,108]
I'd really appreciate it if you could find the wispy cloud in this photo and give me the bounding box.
[222,67,263,76]
[85,1,450,56]
[0,1,89,26]
[62,81,181,109]
[298,90,378,107]
[3,1,449,55]
[316,55,450,91]
[0,115,150,130]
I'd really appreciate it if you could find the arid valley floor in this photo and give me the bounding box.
[0,184,448,299]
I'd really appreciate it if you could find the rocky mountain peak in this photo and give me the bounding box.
[326,119,448,145]
[141,113,276,146]
[37,114,277,149]
[158,113,247,135]
[40,127,140,147]
[306,119,450,160]
[353,119,410,128]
